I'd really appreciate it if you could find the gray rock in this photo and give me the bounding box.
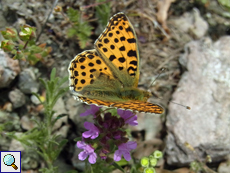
[166,37,230,166]
[132,111,163,140]
[9,132,25,151]
[71,146,86,171]
[171,8,208,39]
[0,49,20,88]
[0,12,8,29]
[218,158,230,173]
[9,88,26,108]
[30,94,41,105]
[18,69,39,94]
[20,115,36,130]
[21,152,39,170]
[66,96,94,129]
[0,111,20,131]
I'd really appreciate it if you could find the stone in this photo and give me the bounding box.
[9,88,26,108]
[20,115,36,130]
[9,133,25,151]
[0,49,20,88]
[30,94,41,105]
[0,111,20,131]
[218,158,230,173]
[166,36,230,166]
[18,69,39,94]
[171,8,208,39]
[66,96,94,130]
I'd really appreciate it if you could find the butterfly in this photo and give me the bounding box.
[68,12,164,114]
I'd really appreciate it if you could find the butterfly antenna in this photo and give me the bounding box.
[151,92,191,110]
[170,101,191,110]
[149,67,166,88]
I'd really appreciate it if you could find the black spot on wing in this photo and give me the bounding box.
[96,60,101,64]
[80,65,85,69]
[103,48,108,52]
[130,60,137,65]
[90,69,96,73]
[87,54,94,59]
[127,38,136,43]
[79,57,85,63]
[127,50,137,57]
[119,46,125,51]
[110,45,115,49]
[74,71,79,76]
[120,36,125,41]
[88,63,94,67]
[104,38,109,43]
[81,79,86,84]
[109,55,116,61]
[118,57,125,63]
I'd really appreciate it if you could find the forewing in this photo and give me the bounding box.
[95,12,140,87]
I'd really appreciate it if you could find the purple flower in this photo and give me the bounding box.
[114,141,137,161]
[77,141,97,164]
[80,105,101,117]
[117,109,138,126]
[82,122,100,139]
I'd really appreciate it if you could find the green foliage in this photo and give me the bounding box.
[90,160,115,173]
[219,0,230,7]
[218,0,230,11]
[66,8,93,49]
[0,25,52,65]
[6,68,69,172]
[198,0,209,4]
[190,161,204,172]
[198,0,230,11]
[95,0,111,31]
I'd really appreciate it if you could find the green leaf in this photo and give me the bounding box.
[1,27,18,41]
[50,68,56,81]
[73,137,82,142]
[218,0,230,7]
[67,7,80,23]
[95,0,111,29]
[1,40,15,52]
[111,161,125,172]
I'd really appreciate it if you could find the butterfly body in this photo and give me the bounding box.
[69,12,164,114]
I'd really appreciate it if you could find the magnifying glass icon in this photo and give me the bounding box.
[3,154,18,170]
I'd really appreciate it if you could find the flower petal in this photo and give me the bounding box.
[84,122,93,130]
[114,150,122,161]
[118,109,138,126]
[125,115,138,126]
[123,150,131,161]
[78,151,88,160]
[80,105,100,117]
[82,131,92,138]
[90,132,99,139]
[127,141,137,150]
[88,152,97,164]
[76,141,86,149]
